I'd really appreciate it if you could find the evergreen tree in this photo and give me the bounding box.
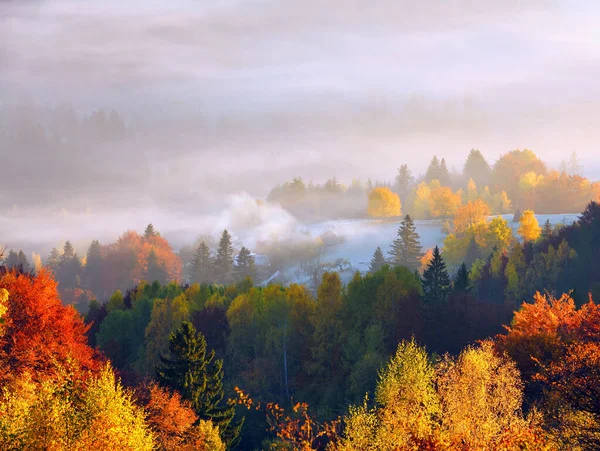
[369,247,386,273]
[17,250,31,272]
[4,250,19,269]
[85,240,104,296]
[214,230,234,285]
[234,246,256,282]
[439,157,451,186]
[542,219,553,239]
[61,241,76,264]
[58,241,81,288]
[389,214,422,271]
[146,248,168,284]
[463,149,491,187]
[156,321,241,448]
[422,246,452,304]
[394,164,414,199]
[144,223,159,238]
[46,247,61,272]
[425,156,440,182]
[453,262,471,292]
[190,241,214,284]
[464,236,479,267]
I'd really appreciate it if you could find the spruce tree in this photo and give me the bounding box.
[369,247,386,273]
[463,149,491,187]
[394,164,414,199]
[4,250,19,269]
[389,214,422,271]
[190,241,214,284]
[146,248,168,284]
[542,219,553,239]
[46,247,61,272]
[85,240,103,296]
[157,321,241,448]
[425,156,440,182]
[439,158,451,186]
[453,261,471,293]
[234,246,256,282]
[58,241,81,288]
[422,246,452,304]
[144,223,159,238]
[214,230,234,285]
[464,236,479,267]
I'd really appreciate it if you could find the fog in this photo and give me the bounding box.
[1,0,600,253]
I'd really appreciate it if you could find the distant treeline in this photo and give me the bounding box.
[269,149,600,221]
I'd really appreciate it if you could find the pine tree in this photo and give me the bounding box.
[58,241,81,288]
[453,262,471,292]
[464,236,479,267]
[422,246,452,304]
[463,149,491,187]
[389,214,422,271]
[394,164,414,199]
[425,156,440,182]
[144,223,159,238]
[369,247,386,273]
[439,158,451,186]
[146,248,168,284]
[234,246,256,282]
[85,240,103,297]
[46,247,61,272]
[61,241,76,264]
[190,241,214,284]
[214,230,234,285]
[157,321,241,448]
[542,219,553,239]
[4,250,19,269]
[3,250,30,272]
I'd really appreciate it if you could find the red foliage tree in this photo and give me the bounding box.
[0,268,102,384]
[101,231,182,295]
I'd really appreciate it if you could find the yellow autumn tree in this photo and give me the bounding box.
[467,178,478,202]
[518,210,542,242]
[0,365,154,451]
[430,187,462,220]
[453,199,491,234]
[368,187,401,218]
[413,182,432,219]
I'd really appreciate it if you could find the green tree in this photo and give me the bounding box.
[214,230,234,285]
[422,246,451,304]
[189,241,214,285]
[394,164,414,199]
[234,246,256,282]
[463,149,491,187]
[85,240,104,297]
[425,156,440,182]
[144,223,159,238]
[369,247,386,273]
[453,262,471,293]
[46,247,61,272]
[146,248,168,285]
[156,321,241,449]
[389,214,422,271]
[542,219,553,239]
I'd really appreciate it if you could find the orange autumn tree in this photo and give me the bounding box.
[0,268,101,384]
[103,230,182,293]
[138,382,225,451]
[496,293,600,448]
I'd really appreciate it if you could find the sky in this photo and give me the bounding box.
[0,0,599,246]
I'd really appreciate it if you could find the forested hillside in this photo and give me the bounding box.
[2,201,600,449]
